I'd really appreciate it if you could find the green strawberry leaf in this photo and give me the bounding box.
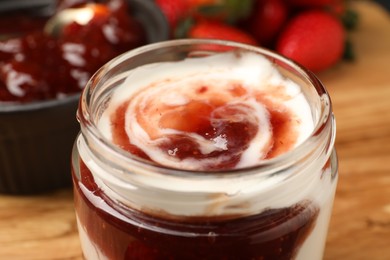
[195,0,255,24]
[174,17,195,39]
[197,4,227,17]
[343,38,355,61]
[225,0,255,23]
[342,8,359,31]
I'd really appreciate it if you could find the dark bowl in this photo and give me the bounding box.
[0,0,169,194]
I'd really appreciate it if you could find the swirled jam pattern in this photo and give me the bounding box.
[98,51,314,170]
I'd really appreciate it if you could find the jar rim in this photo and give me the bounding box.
[78,39,335,179]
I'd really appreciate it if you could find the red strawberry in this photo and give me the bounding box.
[155,0,190,32]
[247,0,289,46]
[188,20,258,45]
[276,10,345,72]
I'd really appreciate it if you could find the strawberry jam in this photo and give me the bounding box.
[74,160,319,260]
[109,88,298,170]
[0,0,145,103]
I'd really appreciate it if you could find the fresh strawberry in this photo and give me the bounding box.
[155,0,191,32]
[246,0,289,47]
[276,10,345,72]
[187,20,258,45]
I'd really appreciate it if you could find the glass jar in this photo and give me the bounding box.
[72,39,338,260]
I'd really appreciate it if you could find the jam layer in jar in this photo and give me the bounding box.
[73,160,319,260]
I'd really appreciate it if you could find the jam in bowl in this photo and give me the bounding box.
[0,0,168,194]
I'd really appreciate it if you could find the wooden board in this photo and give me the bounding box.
[0,1,389,259]
[321,1,390,259]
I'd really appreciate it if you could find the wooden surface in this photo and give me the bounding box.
[0,1,389,259]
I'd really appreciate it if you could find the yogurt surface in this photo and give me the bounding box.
[98,51,314,170]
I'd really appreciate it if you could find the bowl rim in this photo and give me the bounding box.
[0,93,80,113]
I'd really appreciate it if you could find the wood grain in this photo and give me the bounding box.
[0,190,82,259]
[321,2,390,259]
[0,1,389,259]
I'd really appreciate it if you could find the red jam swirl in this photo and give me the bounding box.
[0,0,145,103]
[110,82,299,170]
